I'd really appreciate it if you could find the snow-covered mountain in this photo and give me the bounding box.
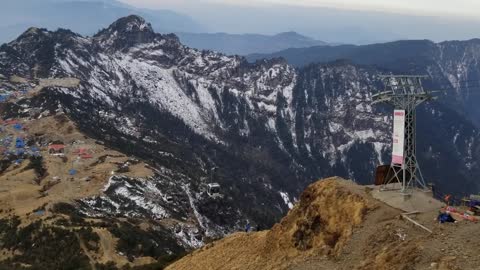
[0,0,203,44]
[1,15,479,260]
[247,39,480,127]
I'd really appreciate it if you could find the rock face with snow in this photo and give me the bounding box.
[0,15,479,258]
[247,39,480,127]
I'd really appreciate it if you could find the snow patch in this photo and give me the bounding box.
[279,191,293,209]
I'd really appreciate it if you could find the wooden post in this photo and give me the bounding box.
[401,214,432,233]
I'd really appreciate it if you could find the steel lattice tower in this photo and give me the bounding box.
[372,75,434,193]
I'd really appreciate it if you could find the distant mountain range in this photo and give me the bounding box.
[176,31,329,55]
[246,39,480,68]
[0,0,203,44]
[0,0,330,56]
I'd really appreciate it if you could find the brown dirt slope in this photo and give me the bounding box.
[168,177,480,270]
[0,113,158,268]
[168,177,374,270]
[0,115,153,218]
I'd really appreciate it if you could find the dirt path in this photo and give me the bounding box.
[76,232,97,270]
[29,77,80,97]
[94,228,129,267]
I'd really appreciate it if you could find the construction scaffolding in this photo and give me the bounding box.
[372,75,434,193]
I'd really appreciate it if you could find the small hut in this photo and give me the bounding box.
[48,144,65,155]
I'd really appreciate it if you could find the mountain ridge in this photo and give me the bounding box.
[0,0,204,44]
[176,31,329,55]
[247,38,480,128]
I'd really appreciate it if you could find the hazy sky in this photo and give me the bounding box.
[119,0,480,18]
[2,0,478,45]
[113,0,480,43]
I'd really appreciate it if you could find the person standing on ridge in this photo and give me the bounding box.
[245,222,251,232]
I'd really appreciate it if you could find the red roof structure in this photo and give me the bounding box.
[73,148,88,154]
[80,153,93,159]
[5,119,18,125]
[48,144,65,151]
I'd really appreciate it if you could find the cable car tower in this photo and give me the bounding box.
[372,75,434,193]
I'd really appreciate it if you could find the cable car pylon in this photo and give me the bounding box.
[372,75,435,193]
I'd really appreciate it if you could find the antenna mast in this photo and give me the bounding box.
[372,75,433,193]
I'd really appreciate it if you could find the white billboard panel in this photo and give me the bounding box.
[392,110,405,164]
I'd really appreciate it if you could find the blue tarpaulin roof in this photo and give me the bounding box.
[15,138,25,148]
[34,210,45,216]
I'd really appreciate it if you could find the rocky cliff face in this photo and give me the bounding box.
[0,15,479,258]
